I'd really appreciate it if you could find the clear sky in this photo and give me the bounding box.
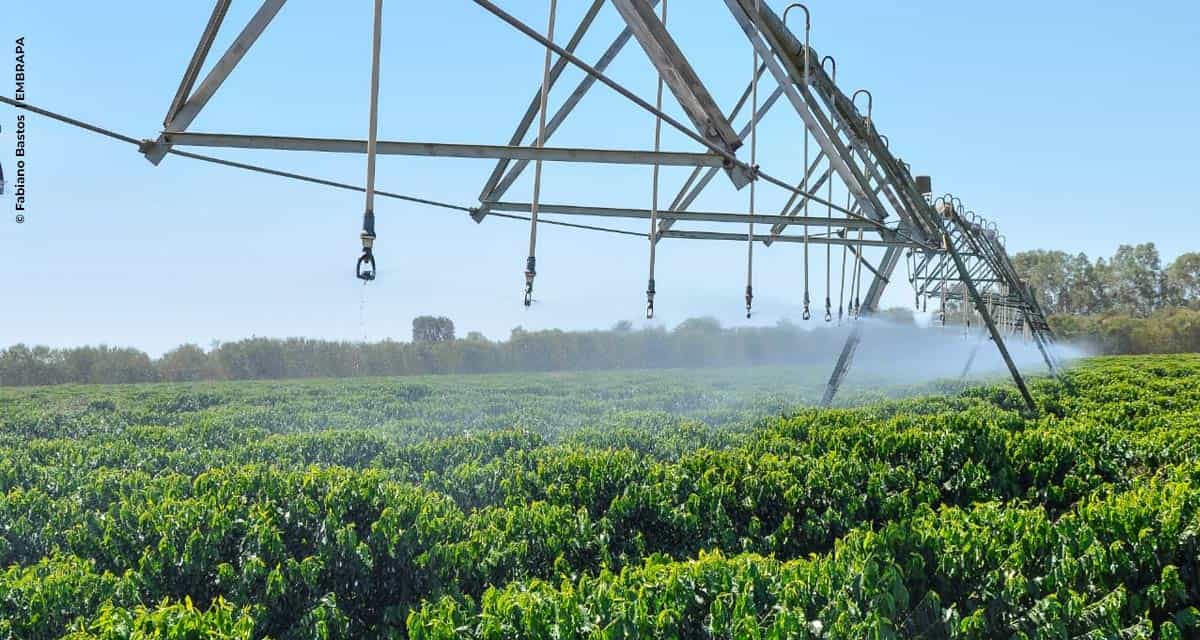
[2,1,1197,356]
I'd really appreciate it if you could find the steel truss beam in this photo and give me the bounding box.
[806,66,939,241]
[161,132,727,167]
[723,0,890,227]
[132,0,1056,413]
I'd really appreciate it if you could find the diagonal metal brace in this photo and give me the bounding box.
[610,0,750,188]
[143,0,287,165]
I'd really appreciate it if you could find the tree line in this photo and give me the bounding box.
[1017,243,1200,355]
[2,245,1198,387]
[0,315,903,387]
[1012,243,1199,316]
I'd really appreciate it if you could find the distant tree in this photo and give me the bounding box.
[60,346,100,383]
[412,316,456,343]
[1013,250,1078,314]
[1061,252,1104,315]
[0,344,62,386]
[877,307,916,325]
[1166,252,1200,308]
[1104,243,1164,316]
[158,344,216,382]
[612,320,633,333]
[672,317,723,366]
[213,338,287,380]
[89,347,158,384]
[673,317,722,335]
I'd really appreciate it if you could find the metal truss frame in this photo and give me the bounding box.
[144,0,1059,413]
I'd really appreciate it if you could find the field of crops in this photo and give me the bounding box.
[0,355,1198,638]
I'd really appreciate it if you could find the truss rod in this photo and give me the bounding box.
[164,0,232,127]
[145,0,287,164]
[475,0,633,220]
[652,61,780,240]
[661,230,912,249]
[611,0,746,185]
[487,201,884,229]
[656,75,783,240]
[807,57,939,241]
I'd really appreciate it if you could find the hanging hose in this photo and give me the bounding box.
[745,0,766,319]
[822,54,835,323]
[784,4,811,321]
[849,89,872,318]
[837,191,851,324]
[851,228,864,316]
[525,0,557,307]
[800,149,811,318]
[904,249,916,311]
[939,270,948,327]
[357,0,385,282]
[963,280,971,338]
[837,230,848,325]
[646,0,666,319]
[905,249,919,309]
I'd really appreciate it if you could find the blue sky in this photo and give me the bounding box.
[2,1,1197,355]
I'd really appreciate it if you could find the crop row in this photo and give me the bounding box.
[0,355,1196,637]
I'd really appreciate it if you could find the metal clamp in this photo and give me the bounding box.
[745,285,753,319]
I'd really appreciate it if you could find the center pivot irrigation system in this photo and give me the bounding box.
[2,0,1063,411]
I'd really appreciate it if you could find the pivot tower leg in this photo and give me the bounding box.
[821,246,902,406]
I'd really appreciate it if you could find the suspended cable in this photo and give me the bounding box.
[0,99,135,145]
[0,96,660,246]
[525,0,557,307]
[647,0,666,319]
[356,0,385,283]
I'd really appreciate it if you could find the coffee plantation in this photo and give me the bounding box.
[1,356,1198,638]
